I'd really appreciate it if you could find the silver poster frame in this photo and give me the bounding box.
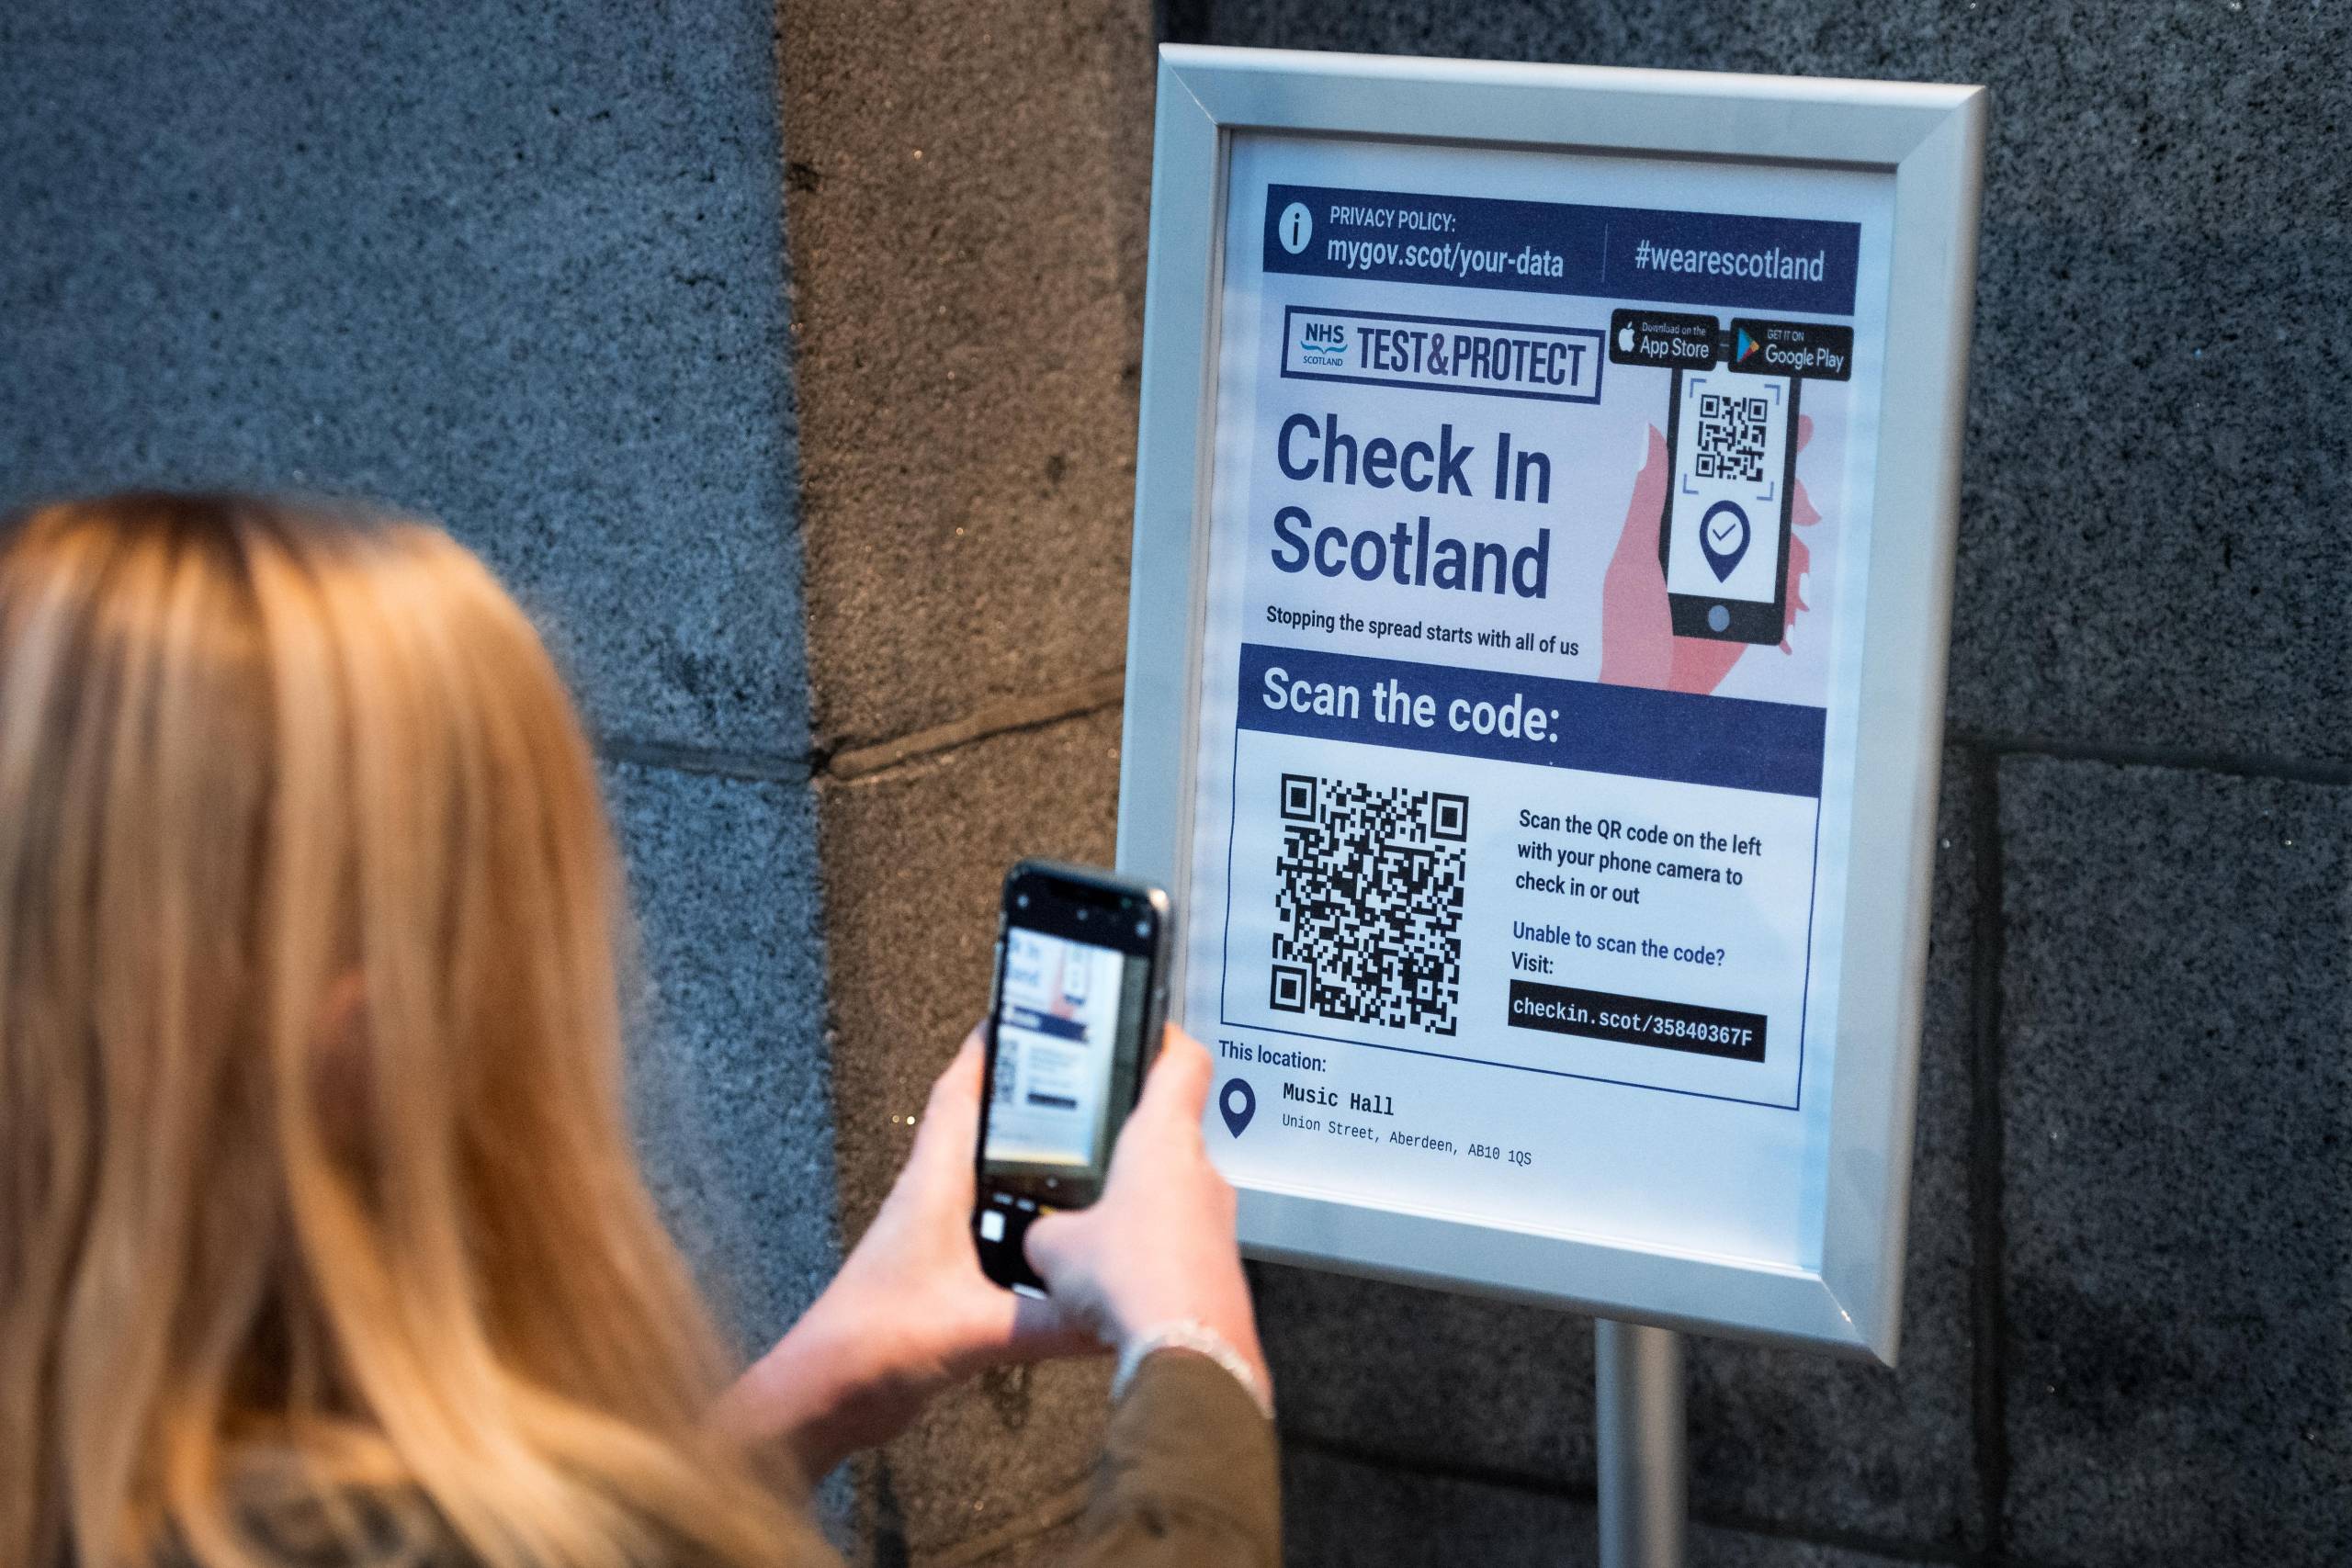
[1116,44,1985,1363]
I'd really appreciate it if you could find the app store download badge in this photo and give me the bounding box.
[1607,306,1721,368]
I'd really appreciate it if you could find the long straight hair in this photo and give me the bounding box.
[0,496,811,1568]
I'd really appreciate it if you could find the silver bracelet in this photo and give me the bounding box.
[1111,1319,1273,1421]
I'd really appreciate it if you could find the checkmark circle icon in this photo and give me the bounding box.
[1699,500,1752,583]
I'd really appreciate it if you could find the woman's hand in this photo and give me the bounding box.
[715,1031,1095,1482]
[1024,1029,1270,1401]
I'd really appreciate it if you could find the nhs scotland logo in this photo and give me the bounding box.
[1295,316,1349,368]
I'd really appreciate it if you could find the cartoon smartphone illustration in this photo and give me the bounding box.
[1657,367,1801,644]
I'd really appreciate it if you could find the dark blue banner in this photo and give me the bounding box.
[1004,1004,1090,1042]
[1238,642,1825,798]
[1263,184,1860,318]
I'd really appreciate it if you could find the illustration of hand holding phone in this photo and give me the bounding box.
[1598,408,1823,695]
[1659,368,1800,645]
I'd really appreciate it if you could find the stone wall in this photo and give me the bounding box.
[1165,5,2352,1566]
[772,0,1156,1555]
[0,0,838,1348]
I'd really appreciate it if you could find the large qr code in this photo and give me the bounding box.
[1694,391,1770,483]
[1270,774,1468,1036]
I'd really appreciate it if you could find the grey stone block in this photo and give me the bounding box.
[605,758,839,1351]
[1998,757,2352,1567]
[1196,0,2352,763]
[1682,750,1980,1550]
[813,707,1125,1558]
[0,0,808,753]
[1257,1261,1600,1483]
[1282,1447,1922,1568]
[1259,753,1982,1553]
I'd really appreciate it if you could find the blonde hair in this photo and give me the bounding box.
[0,495,808,1568]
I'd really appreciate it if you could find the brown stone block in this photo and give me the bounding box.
[814,705,1124,1559]
[777,0,1156,753]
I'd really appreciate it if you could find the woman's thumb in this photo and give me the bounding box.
[1023,1205,1082,1279]
[1138,1027,1216,1128]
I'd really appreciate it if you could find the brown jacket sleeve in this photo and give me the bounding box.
[1065,1350,1282,1568]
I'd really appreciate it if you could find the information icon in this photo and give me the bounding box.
[1276,201,1313,254]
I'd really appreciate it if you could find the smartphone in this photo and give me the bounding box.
[1657,367,1802,644]
[973,860,1172,1292]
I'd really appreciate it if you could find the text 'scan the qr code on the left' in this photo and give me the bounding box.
[1269,773,1469,1035]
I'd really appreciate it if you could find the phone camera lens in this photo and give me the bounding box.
[1077,908,1089,920]
[1136,921,1150,938]
[1015,893,1029,908]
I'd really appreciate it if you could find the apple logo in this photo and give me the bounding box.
[1617,321,1635,354]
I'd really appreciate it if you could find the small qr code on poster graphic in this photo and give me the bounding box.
[1694,391,1770,484]
[1269,774,1467,1036]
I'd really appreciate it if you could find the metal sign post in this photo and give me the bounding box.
[1596,1319,1688,1568]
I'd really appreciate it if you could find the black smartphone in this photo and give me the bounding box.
[1657,366,1802,645]
[973,860,1172,1292]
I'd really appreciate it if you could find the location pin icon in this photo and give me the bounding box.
[1218,1077,1257,1138]
[1699,500,1751,583]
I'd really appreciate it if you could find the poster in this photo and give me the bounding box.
[1185,133,1895,1272]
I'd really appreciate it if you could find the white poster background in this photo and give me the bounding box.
[1185,133,1894,1273]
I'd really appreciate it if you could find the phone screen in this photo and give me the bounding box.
[1661,369,1798,641]
[984,927,1148,1178]
[976,863,1170,1292]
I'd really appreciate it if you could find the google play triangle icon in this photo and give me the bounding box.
[1736,326,1759,364]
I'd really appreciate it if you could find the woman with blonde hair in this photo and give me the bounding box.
[0,493,1277,1568]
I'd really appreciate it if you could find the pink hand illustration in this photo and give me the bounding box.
[1597,414,1821,695]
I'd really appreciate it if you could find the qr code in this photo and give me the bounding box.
[1270,774,1468,1035]
[1694,391,1770,483]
